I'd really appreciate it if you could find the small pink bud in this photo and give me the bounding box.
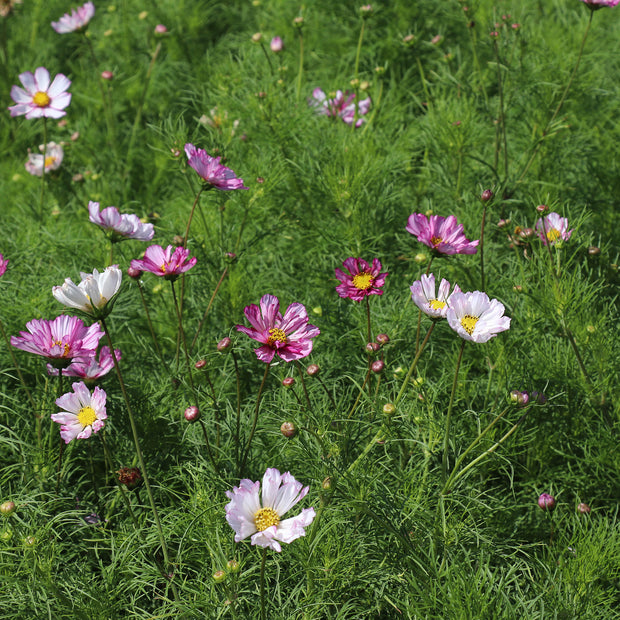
[577,502,591,515]
[184,406,200,423]
[430,34,442,45]
[280,421,296,438]
[251,32,263,43]
[403,33,415,45]
[531,391,547,405]
[376,333,390,345]
[217,337,232,352]
[538,493,555,512]
[588,246,601,256]
[510,390,528,407]
[194,359,207,369]
[226,559,240,572]
[481,189,494,202]
[282,377,295,387]
[306,364,320,376]
[256,177,265,184]
[101,70,113,80]
[366,342,380,353]
[154,24,168,34]
[536,204,549,214]
[511,23,521,30]
[270,36,283,52]
[212,570,227,583]
[371,360,384,373]
[519,227,535,240]
[360,4,373,16]
[490,31,499,38]
[127,266,142,279]
[0,501,16,517]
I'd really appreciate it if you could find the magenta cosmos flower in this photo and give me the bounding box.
[130,245,197,280]
[51,381,106,444]
[446,291,510,343]
[237,294,320,363]
[0,254,8,278]
[334,257,387,301]
[89,201,154,242]
[534,212,573,246]
[47,345,120,380]
[309,88,371,127]
[225,468,316,552]
[11,315,103,367]
[51,1,95,33]
[9,67,71,119]
[406,213,479,255]
[410,273,461,319]
[580,0,619,8]
[184,143,247,190]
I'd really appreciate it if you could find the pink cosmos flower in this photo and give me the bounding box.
[334,257,387,302]
[236,294,320,363]
[406,213,479,255]
[9,67,71,119]
[51,381,106,444]
[225,468,316,552]
[0,254,8,277]
[88,201,154,242]
[130,244,197,280]
[446,291,510,343]
[11,315,103,367]
[580,0,619,8]
[410,273,461,319]
[309,88,371,127]
[25,141,64,176]
[534,212,572,246]
[184,143,247,190]
[47,346,120,380]
[51,1,94,33]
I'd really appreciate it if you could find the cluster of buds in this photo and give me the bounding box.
[509,390,529,407]
[213,558,241,584]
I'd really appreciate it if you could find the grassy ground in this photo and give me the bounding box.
[1,0,619,617]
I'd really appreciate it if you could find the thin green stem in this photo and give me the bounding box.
[354,20,366,79]
[259,41,274,74]
[479,203,488,292]
[260,547,268,620]
[182,187,204,249]
[38,117,47,221]
[296,31,304,101]
[395,322,435,407]
[190,265,228,352]
[365,296,372,344]
[493,39,509,181]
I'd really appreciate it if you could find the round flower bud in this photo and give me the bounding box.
[383,403,396,415]
[23,536,37,548]
[0,528,12,542]
[0,501,16,517]
[270,36,283,52]
[282,376,295,388]
[489,30,499,38]
[184,406,200,423]
[531,391,547,405]
[371,360,384,373]
[172,234,184,246]
[403,33,415,46]
[360,4,373,16]
[306,364,320,377]
[497,218,509,228]
[536,204,549,214]
[217,337,232,352]
[117,467,142,490]
[127,266,142,279]
[366,342,380,353]
[350,78,360,89]
[588,246,601,256]
[194,359,207,369]
[374,66,385,75]
[251,32,263,43]
[538,493,556,512]
[577,502,591,515]
[292,16,304,27]
[376,333,390,345]
[101,70,114,80]
[154,24,168,34]
[213,570,227,583]
[414,253,428,264]
[280,421,297,438]
[360,80,370,91]
[510,390,528,407]
[226,559,240,572]
[322,476,333,491]
[519,227,535,240]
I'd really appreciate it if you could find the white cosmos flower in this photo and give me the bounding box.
[410,273,461,319]
[25,141,64,176]
[53,266,122,318]
[446,290,511,343]
[225,468,316,552]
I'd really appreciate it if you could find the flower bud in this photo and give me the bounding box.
[0,501,16,517]
[280,421,297,438]
[212,570,227,583]
[195,359,207,369]
[101,70,114,80]
[577,502,591,515]
[322,476,333,491]
[538,493,555,512]
[497,218,509,228]
[376,333,390,345]
[536,204,549,214]
[360,4,373,17]
[403,34,415,46]
[509,390,528,407]
[251,32,263,43]
[282,376,295,388]
[23,536,37,548]
[519,227,535,240]
[414,252,428,264]
[531,391,547,405]
[588,246,601,256]
[383,403,396,415]
[366,342,380,353]
[350,78,360,89]
[217,337,232,352]
[374,66,385,76]
[154,24,168,34]
[292,16,304,28]
[270,36,283,52]
[117,467,142,490]
[371,360,384,373]
[306,364,320,376]
[127,266,142,279]
[184,406,200,423]
[226,559,240,572]
[480,189,494,202]
[490,30,499,38]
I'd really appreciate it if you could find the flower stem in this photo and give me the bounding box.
[260,547,268,620]
[135,278,166,367]
[232,351,241,472]
[182,187,204,249]
[354,19,366,80]
[38,117,47,221]
[395,322,435,407]
[492,39,509,181]
[479,202,488,292]
[296,30,304,101]
[365,296,372,344]
[259,41,274,75]
[295,361,312,409]
[190,265,228,352]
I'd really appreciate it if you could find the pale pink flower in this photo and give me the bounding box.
[9,67,71,119]
[25,141,64,176]
[237,294,320,363]
[51,381,106,443]
[410,273,461,319]
[270,36,283,52]
[51,1,94,33]
[47,346,120,380]
[446,291,510,343]
[309,88,371,127]
[0,254,8,277]
[534,212,573,246]
[334,257,387,302]
[184,143,247,190]
[130,244,197,280]
[88,201,154,242]
[406,213,479,255]
[225,468,316,552]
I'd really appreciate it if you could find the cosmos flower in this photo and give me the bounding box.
[309,88,371,127]
[8,67,71,119]
[236,294,320,363]
[11,315,103,367]
[406,213,479,255]
[51,1,95,33]
[334,257,387,302]
[184,143,247,190]
[410,273,461,319]
[51,381,106,443]
[25,141,64,176]
[53,266,122,318]
[88,201,154,242]
[579,0,619,8]
[130,245,197,280]
[0,254,8,277]
[47,345,120,380]
[446,291,510,343]
[225,468,316,552]
[534,212,573,246]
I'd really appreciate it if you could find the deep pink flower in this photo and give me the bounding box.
[580,0,619,8]
[89,201,154,242]
[51,1,95,33]
[0,254,8,277]
[9,67,71,119]
[334,257,387,302]
[11,315,103,367]
[538,493,556,511]
[309,88,371,127]
[47,346,120,381]
[51,382,106,444]
[406,213,479,255]
[130,245,197,280]
[236,294,320,363]
[184,143,247,190]
[534,212,572,246]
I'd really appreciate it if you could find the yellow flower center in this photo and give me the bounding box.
[53,339,71,357]
[44,156,56,168]
[254,507,280,532]
[429,299,446,311]
[546,228,561,243]
[430,235,442,246]
[33,91,51,107]
[352,272,374,290]
[460,315,479,335]
[77,406,97,427]
[160,264,167,273]
[267,328,287,346]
